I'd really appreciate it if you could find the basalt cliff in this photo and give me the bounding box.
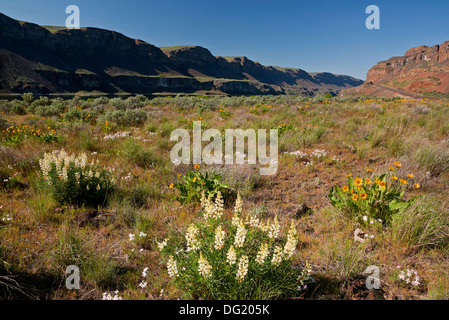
[342,40,449,97]
[0,13,363,96]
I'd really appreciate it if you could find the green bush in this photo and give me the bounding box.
[0,116,8,130]
[8,100,27,115]
[39,149,115,207]
[99,109,147,126]
[21,93,35,105]
[157,194,312,300]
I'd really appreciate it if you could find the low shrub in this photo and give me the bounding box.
[98,109,147,126]
[39,149,115,207]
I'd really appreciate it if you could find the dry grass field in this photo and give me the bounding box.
[1,94,449,300]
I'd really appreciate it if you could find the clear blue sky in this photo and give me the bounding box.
[1,0,448,80]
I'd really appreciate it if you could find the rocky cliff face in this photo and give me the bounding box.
[0,12,363,95]
[345,41,449,97]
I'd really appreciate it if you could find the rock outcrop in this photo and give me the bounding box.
[0,12,363,95]
[343,40,449,97]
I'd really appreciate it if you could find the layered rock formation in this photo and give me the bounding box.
[343,41,449,97]
[0,12,363,95]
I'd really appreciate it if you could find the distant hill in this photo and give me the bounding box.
[342,40,449,98]
[0,13,363,96]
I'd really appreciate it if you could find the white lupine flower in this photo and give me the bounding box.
[271,245,284,267]
[283,221,298,259]
[157,238,168,251]
[236,255,249,283]
[234,192,243,214]
[203,192,224,220]
[214,191,224,218]
[62,166,68,181]
[203,194,215,219]
[139,281,148,289]
[258,220,269,233]
[214,225,226,250]
[39,149,113,192]
[200,191,207,209]
[249,215,260,228]
[226,245,237,265]
[234,220,247,248]
[198,253,212,278]
[185,224,200,252]
[167,256,179,279]
[255,243,270,265]
[142,267,149,278]
[268,216,280,239]
[231,213,240,227]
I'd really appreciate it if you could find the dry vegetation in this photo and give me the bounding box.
[1,94,449,300]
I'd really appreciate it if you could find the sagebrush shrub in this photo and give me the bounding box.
[39,149,115,206]
[98,109,147,126]
[157,193,312,300]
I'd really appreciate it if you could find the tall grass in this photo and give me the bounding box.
[391,197,449,249]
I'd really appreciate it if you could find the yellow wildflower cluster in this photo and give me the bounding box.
[2,124,57,140]
[249,104,271,114]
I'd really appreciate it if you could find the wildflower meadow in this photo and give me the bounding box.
[1,93,449,301]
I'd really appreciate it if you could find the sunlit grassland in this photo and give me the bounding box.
[1,95,449,300]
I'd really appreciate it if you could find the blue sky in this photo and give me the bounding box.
[1,0,448,80]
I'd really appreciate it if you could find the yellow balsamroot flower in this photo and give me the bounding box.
[407,173,415,178]
[192,177,197,183]
[354,177,363,186]
[194,164,200,170]
[169,183,174,189]
[400,179,408,185]
[177,173,181,179]
[345,174,352,178]
[360,193,368,200]
[342,186,349,192]
[391,176,398,180]
[394,162,402,168]
[352,194,359,201]
[366,168,373,173]
[378,181,387,189]
[414,184,421,189]
[389,165,396,172]
[365,179,372,184]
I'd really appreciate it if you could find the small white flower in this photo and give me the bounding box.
[129,233,135,241]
